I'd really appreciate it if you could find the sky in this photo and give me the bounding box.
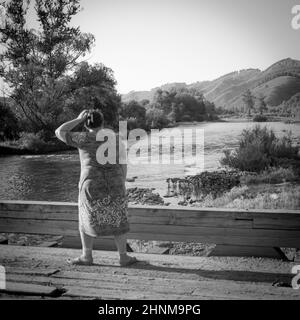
[2,0,300,94]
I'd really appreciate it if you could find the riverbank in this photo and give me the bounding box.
[0,140,73,157]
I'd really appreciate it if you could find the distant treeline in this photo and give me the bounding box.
[120,87,218,130]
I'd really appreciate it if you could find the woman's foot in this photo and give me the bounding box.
[67,256,93,266]
[119,254,138,267]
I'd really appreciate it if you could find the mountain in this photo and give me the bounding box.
[122,58,300,111]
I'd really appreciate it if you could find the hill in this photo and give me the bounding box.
[122,58,300,112]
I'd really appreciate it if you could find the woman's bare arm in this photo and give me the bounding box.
[55,110,88,143]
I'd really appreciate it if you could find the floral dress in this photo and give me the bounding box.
[65,131,129,237]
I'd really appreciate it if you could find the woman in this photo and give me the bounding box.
[55,109,137,266]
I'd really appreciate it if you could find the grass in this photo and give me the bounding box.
[241,167,299,185]
[192,184,300,210]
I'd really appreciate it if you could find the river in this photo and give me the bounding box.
[0,121,299,202]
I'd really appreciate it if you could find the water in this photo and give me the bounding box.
[0,121,299,202]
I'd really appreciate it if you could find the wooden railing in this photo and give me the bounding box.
[0,200,300,259]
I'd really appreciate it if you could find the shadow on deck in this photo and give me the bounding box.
[0,245,299,300]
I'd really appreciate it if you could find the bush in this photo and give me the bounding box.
[241,167,298,185]
[0,102,20,141]
[221,125,299,172]
[17,132,48,152]
[253,114,268,122]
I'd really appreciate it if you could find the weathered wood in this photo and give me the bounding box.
[147,246,170,254]
[1,247,299,300]
[36,241,59,248]
[0,281,60,297]
[61,236,133,252]
[0,218,79,236]
[209,245,288,260]
[1,201,300,259]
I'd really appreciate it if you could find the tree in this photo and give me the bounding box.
[66,62,120,129]
[0,0,95,133]
[256,94,267,115]
[120,100,146,129]
[0,100,19,141]
[242,89,254,116]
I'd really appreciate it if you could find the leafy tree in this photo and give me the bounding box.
[0,100,19,141]
[66,62,120,129]
[120,100,146,129]
[242,89,254,116]
[146,108,169,129]
[256,94,267,115]
[0,0,95,133]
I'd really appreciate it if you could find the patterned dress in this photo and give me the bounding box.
[65,131,129,237]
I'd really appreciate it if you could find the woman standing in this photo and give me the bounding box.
[55,109,137,266]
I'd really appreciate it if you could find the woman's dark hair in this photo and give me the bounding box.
[85,109,104,129]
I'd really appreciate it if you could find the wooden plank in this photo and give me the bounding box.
[62,236,133,252]
[6,268,60,276]
[1,245,296,277]
[3,217,299,242]
[6,273,196,296]
[128,223,300,240]
[147,246,170,254]
[1,200,300,218]
[209,245,288,260]
[0,217,300,248]
[0,201,76,213]
[126,232,300,248]
[253,217,300,230]
[36,241,59,248]
[0,211,254,228]
[0,281,60,297]
[0,210,77,221]
[0,219,79,236]
[5,272,300,300]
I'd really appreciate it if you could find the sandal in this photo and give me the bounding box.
[120,256,138,267]
[67,257,93,266]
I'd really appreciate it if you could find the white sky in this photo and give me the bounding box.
[2,0,300,94]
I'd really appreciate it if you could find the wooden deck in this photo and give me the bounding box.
[1,245,300,300]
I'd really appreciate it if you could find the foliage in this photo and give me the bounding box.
[241,167,298,184]
[17,132,48,152]
[0,100,19,140]
[221,125,299,172]
[145,108,169,129]
[253,114,268,122]
[256,94,267,115]
[66,62,121,129]
[0,0,95,133]
[242,89,254,116]
[120,100,146,130]
[193,185,300,210]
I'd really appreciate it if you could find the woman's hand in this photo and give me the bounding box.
[77,109,89,121]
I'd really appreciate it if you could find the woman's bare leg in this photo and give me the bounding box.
[68,229,94,265]
[114,233,137,266]
[80,228,94,261]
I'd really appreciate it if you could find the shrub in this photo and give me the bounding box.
[221,125,299,172]
[0,102,19,141]
[253,114,268,122]
[17,132,48,152]
[241,167,298,184]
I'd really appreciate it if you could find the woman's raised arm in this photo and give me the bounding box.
[55,110,88,143]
